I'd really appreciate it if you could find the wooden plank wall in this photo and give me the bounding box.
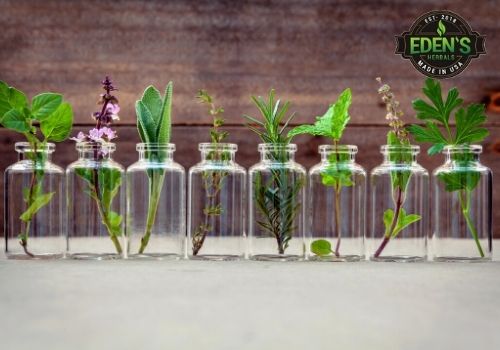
[0,0,499,236]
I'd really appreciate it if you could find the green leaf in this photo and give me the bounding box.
[135,100,156,143]
[438,171,480,192]
[107,211,123,236]
[382,208,421,238]
[407,123,446,145]
[31,93,63,121]
[20,192,55,222]
[1,108,30,132]
[157,81,173,143]
[311,239,332,256]
[288,88,351,142]
[454,104,489,144]
[0,81,11,117]
[40,102,73,141]
[140,86,162,122]
[8,87,28,111]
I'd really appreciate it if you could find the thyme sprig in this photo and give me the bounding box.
[192,90,229,256]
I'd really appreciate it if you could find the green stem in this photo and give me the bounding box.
[139,171,165,254]
[458,189,484,258]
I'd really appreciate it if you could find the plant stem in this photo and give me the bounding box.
[458,189,484,258]
[139,171,165,254]
[374,187,403,258]
[333,185,342,257]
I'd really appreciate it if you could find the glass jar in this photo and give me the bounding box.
[368,145,428,262]
[66,142,125,259]
[432,145,492,261]
[308,145,366,262]
[188,143,246,260]
[4,142,64,259]
[127,143,185,259]
[248,144,306,261]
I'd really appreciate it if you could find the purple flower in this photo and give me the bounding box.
[101,127,117,140]
[70,132,87,143]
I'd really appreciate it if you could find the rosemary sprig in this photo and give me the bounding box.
[244,89,303,254]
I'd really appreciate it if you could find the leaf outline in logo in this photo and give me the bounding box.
[437,20,446,36]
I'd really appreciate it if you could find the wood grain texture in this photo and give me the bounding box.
[0,0,499,125]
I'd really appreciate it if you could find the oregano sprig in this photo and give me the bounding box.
[0,81,73,256]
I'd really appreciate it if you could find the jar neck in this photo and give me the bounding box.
[259,143,296,163]
[444,145,482,165]
[15,142,54,162]
[381,145,419,164]
[199,143,237,163]
[320,145,357,163]
[76,142,115,161]
[137,143,175,162]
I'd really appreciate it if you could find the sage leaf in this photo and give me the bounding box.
[157,81,173,143]
[136,100,156,143]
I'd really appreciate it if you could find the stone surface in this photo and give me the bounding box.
[1,253,500,349]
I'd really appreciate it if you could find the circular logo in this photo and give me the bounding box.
[395,10,486,78]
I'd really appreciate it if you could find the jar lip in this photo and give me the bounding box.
[137,143,175,151]
[443,144,482,153]
[199,142,238,152]
[319,144,358,153]
[76,141,116,152]
[380,144,420,153]
[15,142,55,153]
[258,143,297,152]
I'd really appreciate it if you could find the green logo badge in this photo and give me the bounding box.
[395,10,486,78]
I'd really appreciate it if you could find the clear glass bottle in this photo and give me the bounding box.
[248,144,306,261]
[4,142,64,259]
[308,145,366,262]
[66,142,125,259]
[188,143,246,260]
[368,145,428,262]
[127,143,185,259]
[432,145,492,261]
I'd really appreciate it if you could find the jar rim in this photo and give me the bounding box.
[198,142,238,152]
[76,141,116,152]
[15,142,55,153]
[443,144,482,153]
[319,144,357,153]
[380,144,420,153]
[258,143,297,152]
[136,143,175,152]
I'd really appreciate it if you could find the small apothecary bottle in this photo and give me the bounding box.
[432,145,492,261]
[248,144,306,261]
[368,145,428,262]
[66,142,125,259]
[127,143,185,259]
[308,145,366,261]
[4,142,65,259]
[188,143,246,260]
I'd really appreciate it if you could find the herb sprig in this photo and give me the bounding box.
[0,81,73,256]
[373,78,421,258]
[135,82,173,254]
[244,89,302,254]
[288,88,353,257]
[191,90,229,256]
[408,78,489,257]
